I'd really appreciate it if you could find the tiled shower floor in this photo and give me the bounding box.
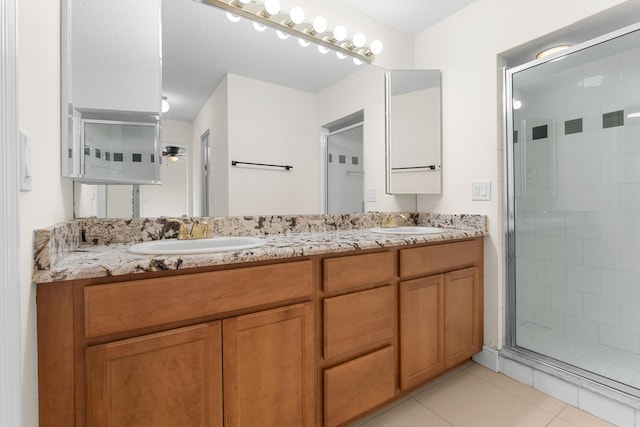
[517,321,640,390]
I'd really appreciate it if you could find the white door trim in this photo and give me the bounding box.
[0,0,23,425]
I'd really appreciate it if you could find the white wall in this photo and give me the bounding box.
[141,119,192,217]
[227,74,319,215]
[414,0,630,350]
[18,0,74,426]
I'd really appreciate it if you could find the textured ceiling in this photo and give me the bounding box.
[337,0,476,35]
[161,0,477,121]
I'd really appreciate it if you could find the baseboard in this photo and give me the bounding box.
[472,345,500,372]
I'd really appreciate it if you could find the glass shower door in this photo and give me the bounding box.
[508,25,640,393]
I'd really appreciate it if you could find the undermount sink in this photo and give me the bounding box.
[128,236,266,255]
[370,226,446,235]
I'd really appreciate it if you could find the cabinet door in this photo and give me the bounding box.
[399,275,444,390]
[223,302,314,427]
[86,322,222,427]
[444,267,483,368]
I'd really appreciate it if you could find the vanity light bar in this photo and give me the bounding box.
[199,0,377,63]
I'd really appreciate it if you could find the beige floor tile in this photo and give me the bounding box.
[557,405,616,427]
[547,417,578,427]
[465,363,567,415]
[413,370,556,427]
[355,398,452,427]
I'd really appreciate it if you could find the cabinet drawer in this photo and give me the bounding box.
[324,346,395,427]
[323,285,394,359]
[399,238,482,278]
[323,252,394,293]
[84,260,313,337]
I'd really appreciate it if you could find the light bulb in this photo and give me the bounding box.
[336,52,347,60]
[253,22,266,32]
[289,6,305,25]
[370,40,383,55]
[264,0,280,16]
[161,97,170,113]
[276,30,289,40]
[513,99,522,110]
[353,57,363,65]
[237,0,251,4]
[226,12,241,23]
[298,38,310,47]
[318,45,329,54]
[333,25,347,42]
[353,32,366,48]
[313,16,327,33]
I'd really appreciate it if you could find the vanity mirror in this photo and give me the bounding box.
[67,0,424,218]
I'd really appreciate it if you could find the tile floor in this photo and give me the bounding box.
[352,362,615,427]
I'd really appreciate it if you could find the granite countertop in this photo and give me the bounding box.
[33,212,487,284]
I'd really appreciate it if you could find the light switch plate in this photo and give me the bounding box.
[471,181,491,201]
[366,188,376,202]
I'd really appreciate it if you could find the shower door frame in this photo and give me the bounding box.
[503,21,640,401]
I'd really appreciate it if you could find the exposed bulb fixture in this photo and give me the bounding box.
[333,25,347,42]
[336,52,347,60]
[205,0,382,63]
[352,32,366,48]
[318,45,329,54]
[370,40,383,55]
[161,96,170,113]
[353,57,363,65]
[513,99,522,110]
[226,12,241,22]
[536,44,572,59]
[263,0,280,16]
[288,6,305,26]
[312,16,327,34]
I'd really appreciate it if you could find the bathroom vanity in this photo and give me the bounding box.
[34,213,485,427]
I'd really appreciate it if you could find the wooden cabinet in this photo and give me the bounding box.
[399,239,483,391]
[37,238,484,427]
[444,267,483,368]
[86,322,223,427]
[223,303,314,427]
[399,275,444,389]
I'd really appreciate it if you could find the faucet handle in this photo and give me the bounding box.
[166,218,189,240]
[190,219,213,239]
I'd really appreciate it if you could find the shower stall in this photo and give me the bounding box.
[505,23,640,396]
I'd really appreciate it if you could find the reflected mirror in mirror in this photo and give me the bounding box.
[68,0,416,218]
[386,69,442,194]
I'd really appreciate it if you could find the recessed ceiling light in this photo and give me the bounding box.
[536,44,572,59]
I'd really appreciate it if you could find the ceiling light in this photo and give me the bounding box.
[536,44,572,59]
[165,146,180,162]
[161,96,170,113]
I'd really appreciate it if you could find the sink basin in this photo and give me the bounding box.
[370,226,445,235]
[128,236,266,255]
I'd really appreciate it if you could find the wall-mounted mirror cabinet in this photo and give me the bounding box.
[61,0,162,184]
[386,70,442,194]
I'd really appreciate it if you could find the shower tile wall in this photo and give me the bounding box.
[514,41,640,365]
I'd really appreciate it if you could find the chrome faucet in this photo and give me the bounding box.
[166,218,213,240]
